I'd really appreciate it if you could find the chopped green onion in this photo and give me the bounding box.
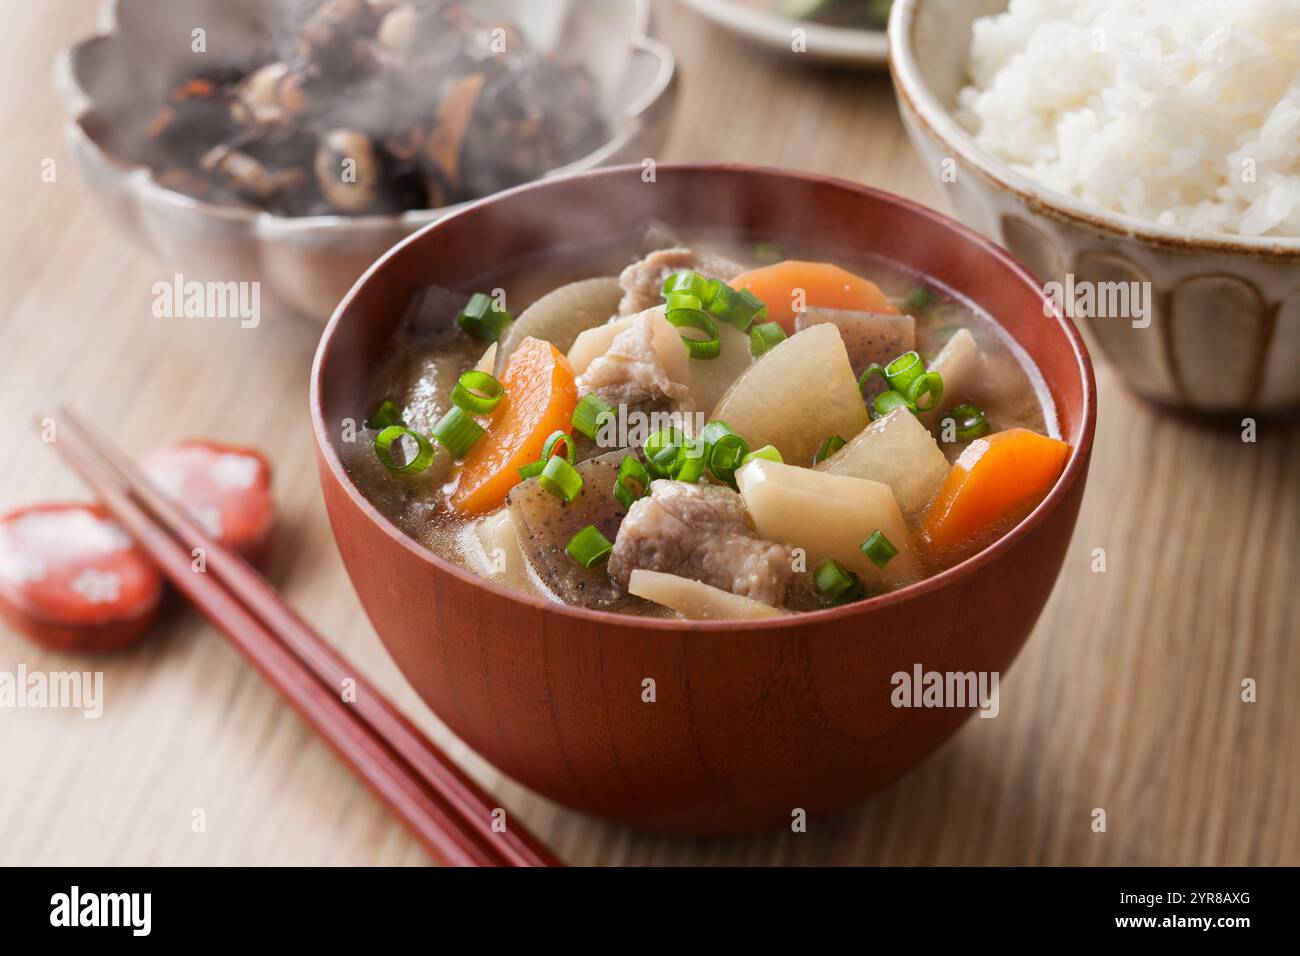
[642,426,719,483]
[698,421,749,486]
[673,441,707,483]
[904,287,934,313]
[571,393,614,441]
[430,406,484,458]
[903,371,944,413]
[664,304,721,360]
[450,370,504,416]
[664,271,767,335]
[697,420,736,448]
[648,445,680,480]
[662,270,710,300]
[541,430,576,464]
[753,241,784,263]
[750,321,786,357]
[858,362,889,396]
[708,434,749,485]
[365,400,405,430]
[814,434,846,465]
[666,291,704,312]
[813,558,864,606]
[702,280,767,331]
[738,289,768,320]
[865,351,944,418]
[614,454,650,508]
[947,403,990,441]
[518,430,575,480]
[702,280,740,324]
[456,292,513,342]
[566,525,613,568]
[539,455,583,502]
[860,530,898,568]
[644,426,684,454]
[873,389,916,419]
[644,426,684,474]
[740,444,783,466]
[374,425,435,476]
[884,351,925,395]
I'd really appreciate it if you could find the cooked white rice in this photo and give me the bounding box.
[956,0,1300,238]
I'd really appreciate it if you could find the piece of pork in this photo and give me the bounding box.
[618,247,744,316]
[608,480,793,607]
[576,310,692,416]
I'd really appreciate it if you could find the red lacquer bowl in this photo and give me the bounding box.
[311,164,1096,835]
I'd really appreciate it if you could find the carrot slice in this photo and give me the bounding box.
[728,260,901,331]
[920,428,1070,564]
[451,337,578,515]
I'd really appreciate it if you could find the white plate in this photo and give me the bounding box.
[676,0,890,69]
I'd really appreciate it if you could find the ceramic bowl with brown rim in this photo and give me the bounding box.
[889,0,1300,416]
[310,164,1096,835]
[56,0,676,323]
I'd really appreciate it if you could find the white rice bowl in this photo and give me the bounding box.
[956,0,1300,239]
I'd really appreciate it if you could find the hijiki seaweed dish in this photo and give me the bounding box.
[141,0,608,216]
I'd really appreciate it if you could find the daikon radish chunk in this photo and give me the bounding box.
[494,277,622,375]
[695,322,753,417]
[795,308,915,375]
[736,458,919,590]
[712,324,869,465]
[920,328,983,428]
[628,570,787,621]
[566,307,692,389]
[471,510,533,595]
[816,406,950,524]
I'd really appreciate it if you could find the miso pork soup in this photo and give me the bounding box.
[342,231,1069,620]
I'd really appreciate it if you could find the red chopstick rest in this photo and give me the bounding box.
[0,502,163,652]
[140,440,275,564]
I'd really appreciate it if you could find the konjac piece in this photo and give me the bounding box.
[507,452,637,611]
[794,308,916,376]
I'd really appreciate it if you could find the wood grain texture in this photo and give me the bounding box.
[0,1,1295,866]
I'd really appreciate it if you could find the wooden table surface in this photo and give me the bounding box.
[1,2,1296,867]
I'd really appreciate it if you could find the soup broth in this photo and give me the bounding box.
[343,231,1065,619]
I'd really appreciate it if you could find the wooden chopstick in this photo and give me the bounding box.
[58,407,559,868]
[49,409,561,868]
